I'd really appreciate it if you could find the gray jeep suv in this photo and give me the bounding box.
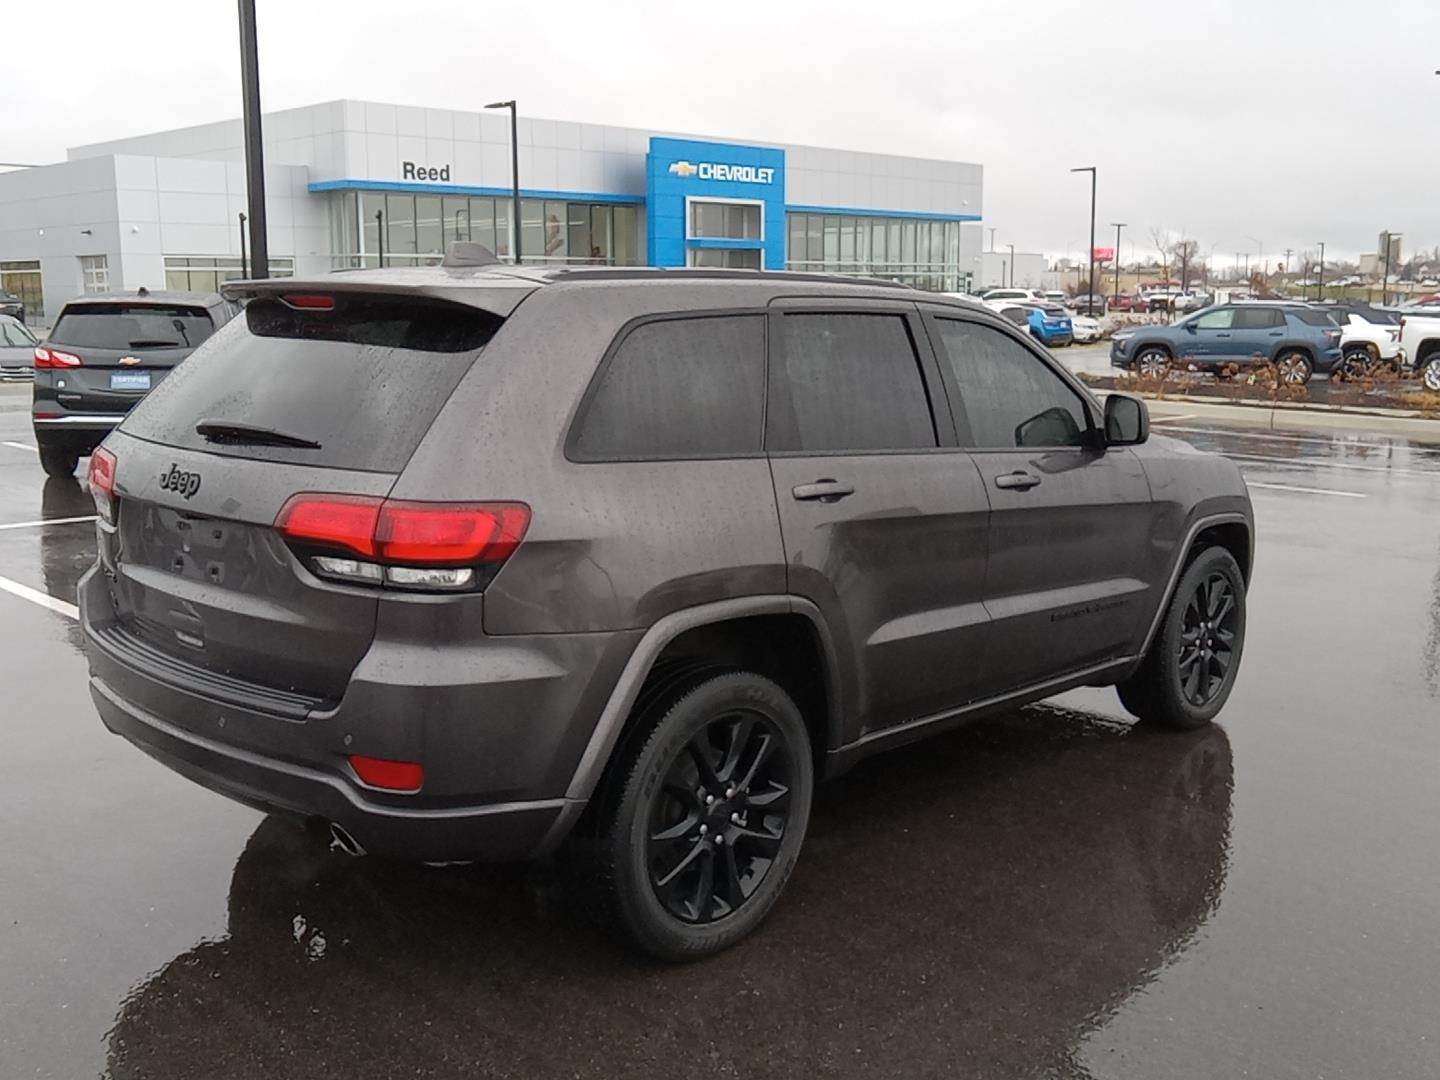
[79,250,1253,959]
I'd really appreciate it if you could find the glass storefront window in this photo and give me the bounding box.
[781,212,967,290]
[495,200,511,259]
[386,194,416,258]
[542,200,567,259]
[689,248,762,269]
[360,193,385,267]
[164,255,292,291]
[822,217,840,269]
[520,199,545,263]
[442,196,470,246]
[612,205,638,266]
[589,205,611,263]
[415,195,443,261]
[80,255,109,294]
[1,261,43,321]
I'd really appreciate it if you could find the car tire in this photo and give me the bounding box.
[1135,346,1171,378]
[1117,546,1247,731]
[38,445,80,478]
[589,670,814,961]
[1423,357,1440,393]
[1274,350,1313,385]
[1336,347,1373,382]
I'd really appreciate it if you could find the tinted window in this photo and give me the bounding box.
[1233,307,1284,329]
[933,319,1089,449]
[768,313,936,452]
[1289,308,1338,327]
[571,315,765,460]
[119,296,502,471]
[1192,308,1234,330]
[49,304,215,350]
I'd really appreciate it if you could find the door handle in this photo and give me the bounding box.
[1215,332,1232,338]
[792,479,854,503]
[993,471,1041,491]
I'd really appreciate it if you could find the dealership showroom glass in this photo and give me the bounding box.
[0,99,983,321]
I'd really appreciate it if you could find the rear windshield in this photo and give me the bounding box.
[119,295,503,472]
[1289,309,1337,327]
[50,303,215,350]
[1350,307,1401,325]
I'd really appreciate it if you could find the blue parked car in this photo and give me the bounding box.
[988,301,1073,347]
[1110,302,1342,384]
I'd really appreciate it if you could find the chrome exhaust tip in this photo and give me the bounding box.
[328,822,365,857]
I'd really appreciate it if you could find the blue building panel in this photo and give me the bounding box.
[646,137,786,269]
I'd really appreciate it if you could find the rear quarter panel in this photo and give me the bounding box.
[390,282,788,636]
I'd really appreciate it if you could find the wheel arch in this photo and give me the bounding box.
[1137,512,1252,659]
[563,596,844,805]
[1415,338,1440,365]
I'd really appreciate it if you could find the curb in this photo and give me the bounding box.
[1132,395,1440,440]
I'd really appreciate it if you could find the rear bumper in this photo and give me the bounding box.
[80,564,636,862]
[90,674,573,861]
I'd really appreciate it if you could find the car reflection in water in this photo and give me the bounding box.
[40,475,96,654]
[104,706,1232,1080]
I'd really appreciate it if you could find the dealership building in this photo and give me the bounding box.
[0,100,984,324]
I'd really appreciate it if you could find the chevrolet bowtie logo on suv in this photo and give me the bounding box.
[118,355,142,366]
[668,161,698,177]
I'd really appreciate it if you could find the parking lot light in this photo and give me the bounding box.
[485,100,521,263]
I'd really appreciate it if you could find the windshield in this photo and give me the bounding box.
[0,320,36,347]
[48,303,215,350]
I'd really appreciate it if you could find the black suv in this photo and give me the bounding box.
[80,251,1253,958]
[33,289,235,477]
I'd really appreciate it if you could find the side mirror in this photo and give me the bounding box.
[1105,393,1149,446]
[1183,322,1197,332]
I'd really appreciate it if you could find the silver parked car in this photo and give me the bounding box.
[0,314,38,380]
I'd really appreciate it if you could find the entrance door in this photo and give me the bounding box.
[923,312,1155,695]
[765,303,992,738]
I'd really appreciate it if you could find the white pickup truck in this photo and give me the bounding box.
[1398,313,1440,391]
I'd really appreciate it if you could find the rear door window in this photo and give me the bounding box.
[767,312,937,452]
[569,314,765,460]
[1233,307,1284,329]
[49,304,216,350]
[119,295,503,472]
[1288,308,1338,327]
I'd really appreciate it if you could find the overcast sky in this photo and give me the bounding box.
[5,0,1437,267]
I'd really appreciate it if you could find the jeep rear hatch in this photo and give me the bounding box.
[95,289,514,705]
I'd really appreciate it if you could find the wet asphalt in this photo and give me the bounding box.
[1,383,1439,1079]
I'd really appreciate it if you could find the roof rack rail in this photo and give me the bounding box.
[544,266,916,289]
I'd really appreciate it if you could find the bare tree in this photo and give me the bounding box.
[1149,226,1172,282]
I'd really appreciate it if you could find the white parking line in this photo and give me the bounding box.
[0,514,97,531]
[0,574,78,620]
[2,440,37,453]
[1245,481,1367,499]
[1150,413,1199,424]
[1227,452,1439,479]
[1163,425,1440,456]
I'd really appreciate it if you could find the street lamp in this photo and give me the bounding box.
[1007,243,1015,287]
[1071,166,1097,313]
[1110,223,1126,302]
[238,212,248,278]
[1316,241,1326,300]
[485,100,521,263]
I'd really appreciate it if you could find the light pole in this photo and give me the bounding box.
[1381,231,1401,305]
[1110,223,1126,301]
[1316,241,1326,300]
[237,0,269,278]
[375,209,385,268]
[485,100,521,263]
[1071,166,1097,313]
[988,227,997,253]
[238,212,248,278]
[1007,243,1015,287]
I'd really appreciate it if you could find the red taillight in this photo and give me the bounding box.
[376,501,531,564]
[34,345,82,369]
[275,494,382,557]
[282,293,336,310]
[88,447,117,523]
[274,495,531,586]
[348,755,423,792]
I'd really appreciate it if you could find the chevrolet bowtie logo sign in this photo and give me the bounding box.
[118,355,142,366]
[668,160,775,184]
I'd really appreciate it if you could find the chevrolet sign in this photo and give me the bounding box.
[668,160,775,185]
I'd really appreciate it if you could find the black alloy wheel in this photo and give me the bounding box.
[1175,571,1240,707]
[647,711,794,924]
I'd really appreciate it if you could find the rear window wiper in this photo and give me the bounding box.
[195,419,322,450]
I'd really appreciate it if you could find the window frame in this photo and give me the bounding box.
[685,196,765,242]
[763,299,958,457]
[917,304,1102,453]
[564,308,771,464]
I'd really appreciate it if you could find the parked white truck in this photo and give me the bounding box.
[1398,314,1440,391]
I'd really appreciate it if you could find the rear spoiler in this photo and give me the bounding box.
[222,243,536,318]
